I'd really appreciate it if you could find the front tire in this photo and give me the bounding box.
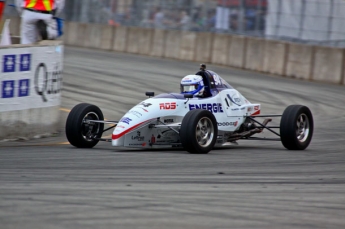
[65,103,104,148]
[180,109,218,154]
[280,105,313,150]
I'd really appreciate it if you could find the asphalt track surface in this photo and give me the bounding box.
[1,47,345,229]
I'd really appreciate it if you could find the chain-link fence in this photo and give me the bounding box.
[266,0,345,47]
[61,0,268,36]
[3,0,345,47]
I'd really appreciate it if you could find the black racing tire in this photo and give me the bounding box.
[180,109,218,154]
[280,105,313,150]
[65,103,104,148]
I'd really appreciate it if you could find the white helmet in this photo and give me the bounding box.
[180,75,205,96]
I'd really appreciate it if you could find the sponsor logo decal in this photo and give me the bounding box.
[34,63,63,102]
[129,143,143,146]
[2,80,15,98]
[119,117,132,125]
[117,125,126,129]
[131,131,145,141]
[159,102,176,110]
[217,121,238,127]
[139,102,152,107]
[3,55,16,72]
[149,134,156,145]
[1,80,31,99]
[231,108,239,111]
[254,105,259,111]
[227,94,241,106]
[128,110,143,117]
[20,54,31,72]
[164,119,174,123]
[18,79,30,97]
[189,103,224,113]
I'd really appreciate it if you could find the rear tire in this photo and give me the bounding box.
[180,109,218,154]
[280,105,313,150]
[65,103,104,148]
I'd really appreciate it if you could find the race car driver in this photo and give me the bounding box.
[180,75,209,98]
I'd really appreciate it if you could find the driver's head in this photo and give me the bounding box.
[180,75,205,96]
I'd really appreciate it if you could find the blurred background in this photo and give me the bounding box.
[4,0,345,47]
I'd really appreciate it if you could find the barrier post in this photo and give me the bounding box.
[211,34,230,65]
[228,35,246,68]
[194,32,213,63]
[312,46,344,84]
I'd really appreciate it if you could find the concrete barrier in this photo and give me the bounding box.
[100,25,114,50]
[113,26,128,52]
[211,34,230,65]
[150,29,165,57]
[76,24,88,47]
[0,40,63,140]
[164,30,182,59]
[138,28,153,56]
[83,24,102,49]
[126,27,140,54]
[245,37,265,71]
[285,43,314,80]
[312,46,344,84]
[65,22,82,46]
[0,107,60,140]
[263,40,287,75]
[194,32,213,63]
[228,35,246,68]
[63,21,72,45]
[179,31,197,61]
[19,20,341,87]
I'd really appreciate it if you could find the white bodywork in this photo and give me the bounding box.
[112,88,260,148]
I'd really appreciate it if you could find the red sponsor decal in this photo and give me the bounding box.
[251,110,261,116]
[254,105,259,111]
[159,102,176,110]
[151,134,156,144]
[139,108,148,112]
[112,120,153,140]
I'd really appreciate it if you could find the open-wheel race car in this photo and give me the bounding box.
[65,64,313,154]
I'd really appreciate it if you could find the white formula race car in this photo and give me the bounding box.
[65,65,313,154]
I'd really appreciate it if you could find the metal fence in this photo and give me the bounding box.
[3,0,345,47]
[63,0,268,35]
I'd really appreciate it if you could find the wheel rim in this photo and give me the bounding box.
[296,113,310,142]
[195,117,214,147]
[81,112,100,141]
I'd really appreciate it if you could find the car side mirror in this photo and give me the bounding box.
[146,92,154,97]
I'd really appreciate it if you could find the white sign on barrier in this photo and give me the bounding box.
[0,45,63,112]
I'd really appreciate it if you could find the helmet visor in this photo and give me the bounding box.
[181,84,198,93]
